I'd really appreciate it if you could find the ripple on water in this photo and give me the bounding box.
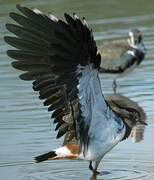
[9,160,150,180]
[24,167,149,180]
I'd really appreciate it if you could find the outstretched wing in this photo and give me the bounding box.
[5,5,116,156]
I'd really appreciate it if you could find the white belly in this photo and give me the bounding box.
[79,120,126,161]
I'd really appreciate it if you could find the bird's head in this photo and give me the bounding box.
[128,28,146,55]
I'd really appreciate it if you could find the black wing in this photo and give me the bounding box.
[4,5,101,144]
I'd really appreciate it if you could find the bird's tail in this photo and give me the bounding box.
[34,145,79,163]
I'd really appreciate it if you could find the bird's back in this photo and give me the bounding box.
[99,40,137,74]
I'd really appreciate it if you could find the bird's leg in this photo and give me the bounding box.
[93,159,101,174]
[113,79,117,94]
[89,161,94,172]
[89,160,109,175]
[89,161,100,174]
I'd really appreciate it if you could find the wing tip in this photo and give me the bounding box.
[16,4,23,11]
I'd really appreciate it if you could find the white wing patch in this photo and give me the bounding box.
[55,146,72,157]
[32,8,43,14]
[127,50,135,56]
[48,13,58,22]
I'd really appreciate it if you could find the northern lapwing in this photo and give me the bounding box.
[4,5,147,174]
[99,29,146,93]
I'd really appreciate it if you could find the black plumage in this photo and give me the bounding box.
[4,5,101,143]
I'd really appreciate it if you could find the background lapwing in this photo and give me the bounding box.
[4,5,147,175]
[99,29,146,93]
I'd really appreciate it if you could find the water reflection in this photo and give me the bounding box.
[90,173,97,180]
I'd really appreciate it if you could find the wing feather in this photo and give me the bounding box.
[4,5,113,154]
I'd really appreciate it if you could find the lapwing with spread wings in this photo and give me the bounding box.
[4,5,146,174]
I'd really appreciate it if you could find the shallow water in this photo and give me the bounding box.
[0,0,154,179]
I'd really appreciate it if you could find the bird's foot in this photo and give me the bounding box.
[89,161,100,174]
[94,170,110,176]
[89,161,110,176]
[93,170,101,175]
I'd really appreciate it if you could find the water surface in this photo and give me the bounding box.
[0,0,154,179]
